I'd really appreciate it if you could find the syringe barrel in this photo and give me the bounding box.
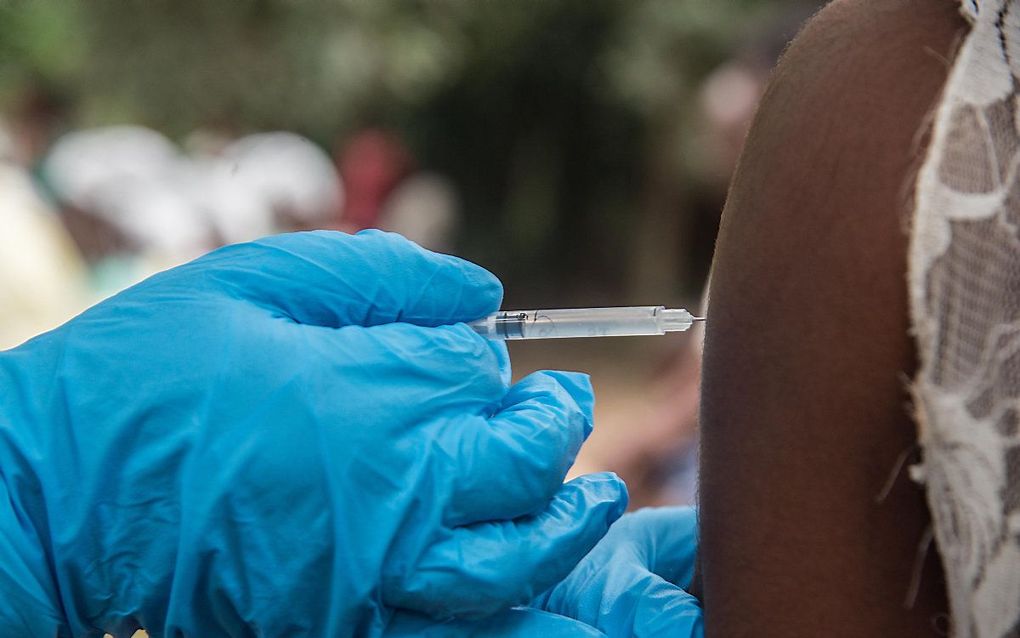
[471,306,679,340]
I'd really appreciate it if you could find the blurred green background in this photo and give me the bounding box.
[0,1,819,514]
[0,0,814,306]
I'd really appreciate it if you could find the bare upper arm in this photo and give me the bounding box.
[699,0,965,635]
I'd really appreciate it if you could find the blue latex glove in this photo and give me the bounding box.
[383,506,703,637]
[383,607,605,637]
[0,230,628,637]
[534,507,704,637]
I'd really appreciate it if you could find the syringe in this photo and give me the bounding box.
[467,306,704,340]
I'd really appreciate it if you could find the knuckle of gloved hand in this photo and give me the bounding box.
[494,445,565,508]
[354,228,433,268]
[522,373,593,435]
[217,234,286,266]
[383,523,546,618]
[354,227,407,246]
[528,389,592,456]
[355,228,460,271]
[473,408,572,495]
[402,326,507,397]
[255,228,345,252]
[227,232,354,280]
[421,422,557,526]
[493,430,584,508]
[397,558,538,619]
[354,228,495,291]
[521,434,576,499]
[191,231,342,278]
[533,370,594,415]
[380,322,482,361]
[630,505,696,534]
[354,325,472,375]
[438,323,502,360]
[356,231,504,320]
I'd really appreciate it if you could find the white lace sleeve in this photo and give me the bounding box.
[909,1,1020,636]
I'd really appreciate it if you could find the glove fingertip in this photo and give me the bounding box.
[454,257,504,309]
[535,370,595,436]
[486,339,512,387]
[541,370,593,404]
[567,472,629,524]
[431,256,503,323]
[355,229,504,323]
[604,472,629,521]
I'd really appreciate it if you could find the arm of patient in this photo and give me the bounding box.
[698,0,964,635]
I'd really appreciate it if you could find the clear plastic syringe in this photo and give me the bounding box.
[467,306,703,340]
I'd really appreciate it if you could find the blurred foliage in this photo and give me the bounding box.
[0,0,810,303]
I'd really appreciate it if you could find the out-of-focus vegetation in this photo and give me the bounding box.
[0,0,812,304]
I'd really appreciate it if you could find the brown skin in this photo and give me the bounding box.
[698,1,966,636]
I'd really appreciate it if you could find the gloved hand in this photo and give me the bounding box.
[534,506,703,637]
[383,607,605,638]
[0,230,628,637]
[380,507,702,638]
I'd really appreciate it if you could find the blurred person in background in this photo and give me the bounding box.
[336,128,461,252]
[377,172,461,254]
[0,118,89,350]
[193,131,344,244]
[41,128,345,296]
[335,129,413,234]
[43,126,213,280]
[4,83,70,174]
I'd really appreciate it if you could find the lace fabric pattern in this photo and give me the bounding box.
[910,1,1020,636]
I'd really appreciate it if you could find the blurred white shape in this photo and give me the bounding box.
[0,161,89,349]
[44,126,212,261]
[201,132,344,244]
[378,173,459,253]
[45,126,180,203]
[43,127,343,266]
[696,62,766,182]
[699,62,762,130]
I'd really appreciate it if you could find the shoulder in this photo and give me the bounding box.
[731,0,966,220]
[714,0,967,312]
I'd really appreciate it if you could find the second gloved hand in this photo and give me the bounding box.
[383,507,703,637]
[534,506,704,638]
[0,230,627,637]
